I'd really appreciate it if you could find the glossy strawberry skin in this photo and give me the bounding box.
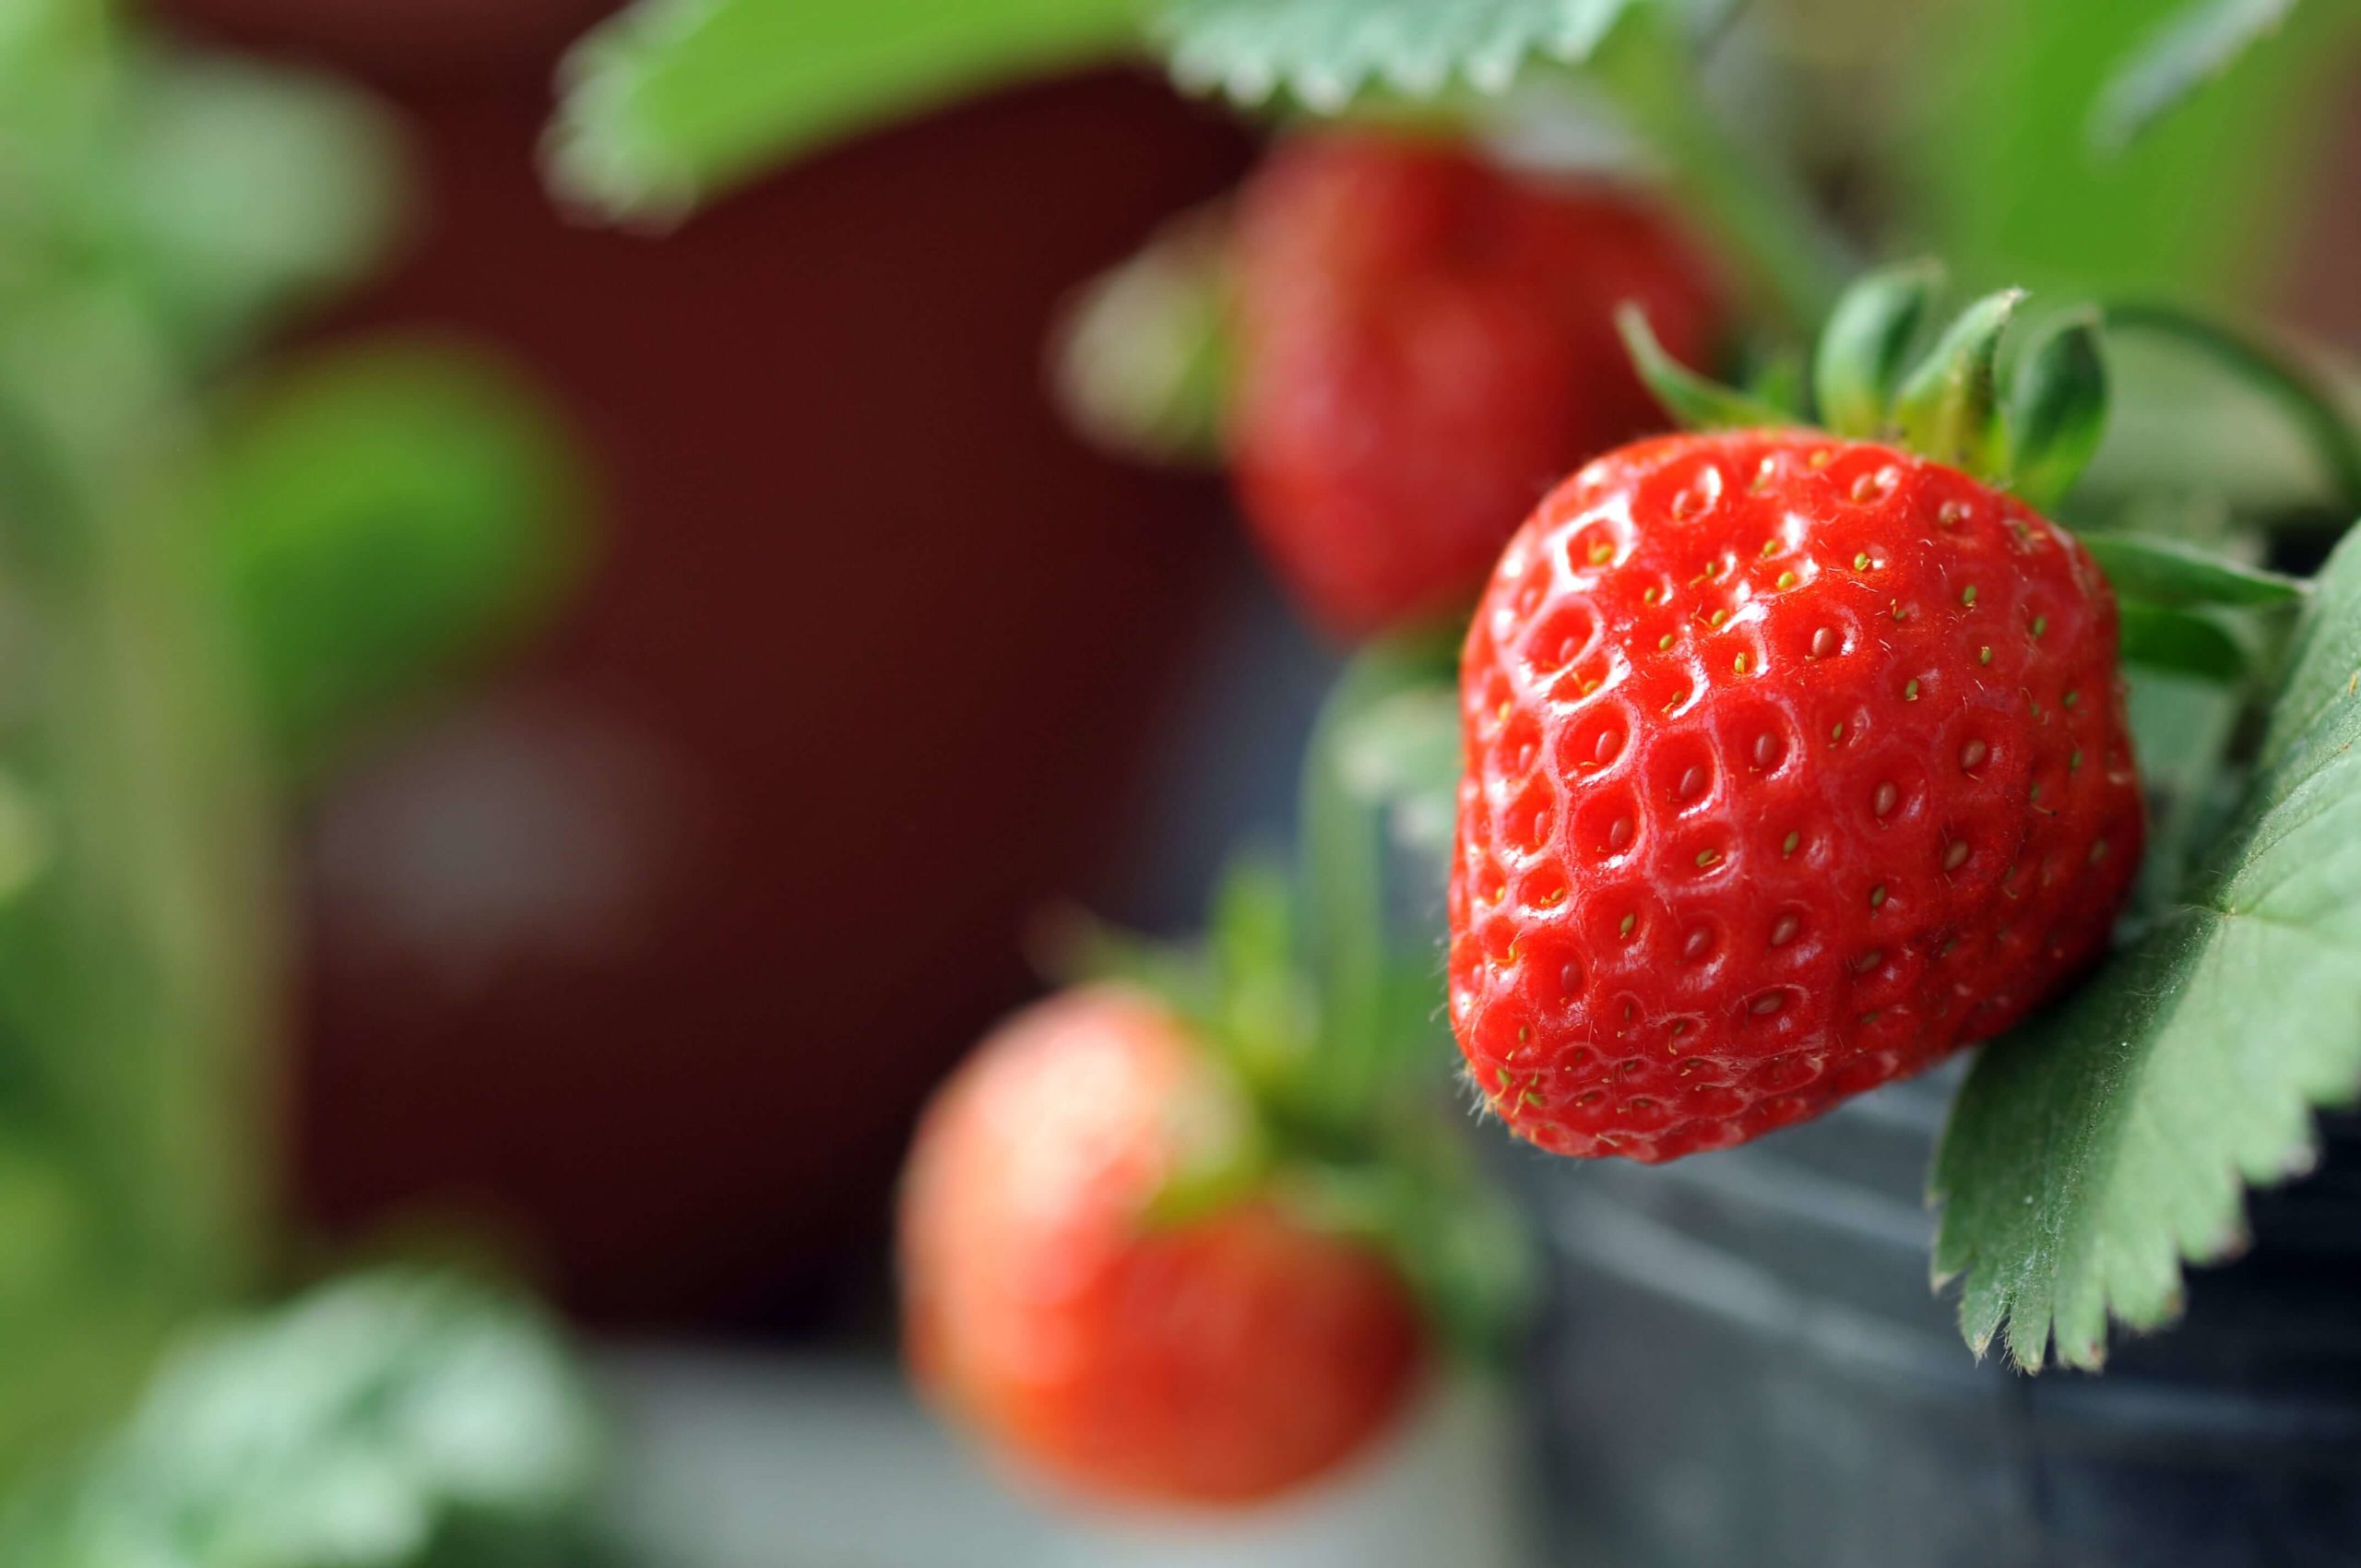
[1449,431,2143,1162]
[1229,132,1722,639]
[899,987,1424,1506]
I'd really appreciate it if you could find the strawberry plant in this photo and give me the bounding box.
[546,0,2361,1468]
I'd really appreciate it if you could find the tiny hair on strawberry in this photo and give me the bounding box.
[1450,267,2145,1161]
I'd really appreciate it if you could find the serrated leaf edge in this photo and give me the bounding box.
[1155,0,1643,112]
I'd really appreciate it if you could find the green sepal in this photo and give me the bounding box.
[2116,599,2252,682]
[1811,260,1943,437]
[1028,905,1214,1019]
[1743,347,1809,422]
[1139,1118,1274,1230]
[1892,288,2023,477]
[1037,857,1318,1109]
[1615,304,1794,433]
[1276,1142,1536,1368]
[1205,854,1321,1101]
[2005,311,2109,512]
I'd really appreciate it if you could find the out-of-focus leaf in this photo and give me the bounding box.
[2,1270,612,1568]
[1932,523,2361,1370]
[1156,0,1728,110]
[550,0,1140,221]
[1906,0,2358,303]
[213,341,587,773]
[0,1130,194,1494]
[2079,531,2304,608]
[1050,208,1232,467]
[2100,302,2361,521]
[1283,1146,1535,1366]
[2116,599,2252,680]
[2091,0,2299,154]
[2079,337,2360,518]
[0,0,114,140]
[115,57,404,364]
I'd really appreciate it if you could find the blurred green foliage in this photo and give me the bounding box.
[551,0,1140,218]
[1,1271,613,1568]
[216,343,587,778]
[0,0,596,1521]
[1903,0,2357,302]
[2091,0,2302,155]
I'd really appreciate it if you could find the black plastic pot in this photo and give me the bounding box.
[1510,1062,2361,1568]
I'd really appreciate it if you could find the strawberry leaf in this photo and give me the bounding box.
[550,0,1139,220]
[2077,532,2304,610]
[1153,0,1724,111]
[2115,600,2252,681]
[2089,0,2300,156]
[1931,520,2361,1371]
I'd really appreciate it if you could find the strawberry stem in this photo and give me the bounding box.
[1299,632,1456,1126]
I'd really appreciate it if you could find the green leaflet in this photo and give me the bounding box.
[2078,531,2304,610]
[112,56,402,366]
[1904,0,2354,304]
[214,341,587,778]
[1155,0,1738,110]
[0,1271,612,1567]
[550,0,1140,220]
[1615,304,1796,433]
[2115,600,2252,681]
[1931,521,2361,1371]
[1158,0,1650,108]
[2090,0,2300,154]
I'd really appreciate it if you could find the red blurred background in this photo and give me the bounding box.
[166,0,1260,1331]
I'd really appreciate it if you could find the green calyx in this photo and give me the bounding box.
[1039,630,1536,1365]
[1621,261,2114,514]
[1045,853,1534,1363]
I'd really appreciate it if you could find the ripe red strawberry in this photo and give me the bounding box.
[899,986,1425,1505]
[1448,429,2142,1161]
[1228,131,1722,638]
